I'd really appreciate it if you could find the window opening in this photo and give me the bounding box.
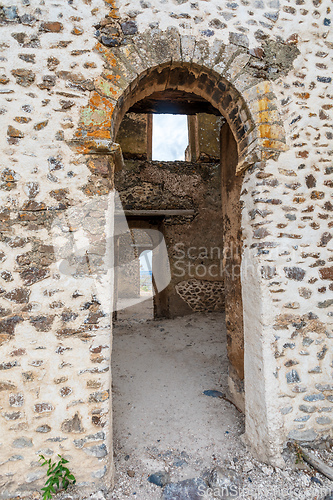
[139,249,153,297]
[152,114,189,161]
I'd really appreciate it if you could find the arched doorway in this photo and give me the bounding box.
[111,65,246,400]
[71,59,287,480]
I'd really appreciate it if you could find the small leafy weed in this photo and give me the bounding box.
[39,454,76,500]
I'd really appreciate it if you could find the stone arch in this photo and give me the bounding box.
[73,37,288,171]
[110,62,257,173]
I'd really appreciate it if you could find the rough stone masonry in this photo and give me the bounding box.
[0,0,332,497]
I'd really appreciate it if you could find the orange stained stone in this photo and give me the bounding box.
[94,42,117,67]
[294,92,310,99]
[89,91,115,112]
[86,129,111,139]
[261,139,288,151]
[257,97,272,112]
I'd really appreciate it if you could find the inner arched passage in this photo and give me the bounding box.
[112,95,246,482]
[111,63,248,392]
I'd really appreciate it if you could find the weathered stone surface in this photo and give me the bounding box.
[287,429,318,441]
[7,125,24,138]
[316,416,331,425]
[203,390,225,398]
[89,390,109,403]
[60,386,72,397]
[38,75,56,90]
[303,394,325,402]
[83,444,107,458]
[0,1,332,494]
[61,412,84,433]
[4,288,30,304]
[121,20,138,35]
[11,69,35,87]
[207,466,240,498]
[319,267,333,281]
[163,478,208,500]
[12,437,33,448]
[284,267,305,281]
[0,5,19,23]
[1,270,13,281]
[299,405,316,413]
[318,299,333,309]
[34,403,54,413]
[9,393,24,406]
[29,315,54,332]
[0,381,16,391]
[3,411,22,420]
[40,21,63,32]
[36,425,51,433]
[261,265,276,279]
[20,267,50,286]
[0,361,19,370]
[286,370,301,384]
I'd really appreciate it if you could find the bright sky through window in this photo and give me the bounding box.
[152,114,189,161]
[140,250,152,273]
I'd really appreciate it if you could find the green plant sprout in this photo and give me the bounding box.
[39,454,76,500]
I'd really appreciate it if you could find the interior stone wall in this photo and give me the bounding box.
[116,113,149,160]
[116,232,140,299]
[114,159,225,318]
[0,0,332,494]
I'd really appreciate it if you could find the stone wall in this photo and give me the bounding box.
[0,0,332,494]
[0,1,115,496]
[116,232,140,299]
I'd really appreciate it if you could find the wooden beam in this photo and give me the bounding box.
[128,90,221,116]
[115,210,196,217]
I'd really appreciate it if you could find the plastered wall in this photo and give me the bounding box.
[0,0,332,495]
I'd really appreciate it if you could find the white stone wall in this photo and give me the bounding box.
[0,1,114,497]
[0,0,332,495]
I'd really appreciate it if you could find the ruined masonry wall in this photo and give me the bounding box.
[0,0,332,495]
[115,159,225,316]
[0,0,114,497]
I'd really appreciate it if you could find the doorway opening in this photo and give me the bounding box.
[140,249,152,296]
[111,71,247,494]
[115,228,155,321]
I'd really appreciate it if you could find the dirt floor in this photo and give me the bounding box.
[110,307,333,500]
[116,291,154,321]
